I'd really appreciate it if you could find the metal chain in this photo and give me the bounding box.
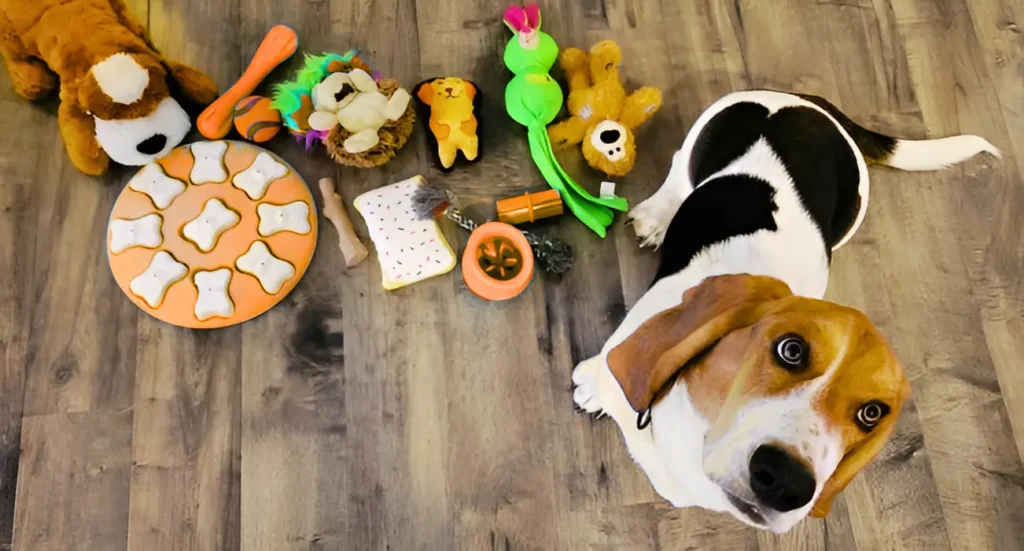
[442,206,479,233]
[443,205,573,274]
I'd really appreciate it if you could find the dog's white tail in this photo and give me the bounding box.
[797,93,1001,171]
[882,135,1002,171]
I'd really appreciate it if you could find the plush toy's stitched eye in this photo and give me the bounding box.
[855,401,889,431]
[772,333,808,370]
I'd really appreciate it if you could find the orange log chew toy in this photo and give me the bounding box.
[319,178,369,267]
[198,25,299,140]
[496,189,563,225]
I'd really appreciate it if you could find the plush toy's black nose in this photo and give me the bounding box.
[749,445,816,512]
[136,134,167,155]
[445,87,453,93]
[599,128,621,144]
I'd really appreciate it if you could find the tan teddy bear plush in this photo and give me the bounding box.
[547,40,662,177]
[0,0,217,175]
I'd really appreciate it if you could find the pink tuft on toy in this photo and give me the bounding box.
[504,3,542,48]
[503,3,540,33]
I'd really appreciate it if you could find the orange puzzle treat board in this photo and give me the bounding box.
[107,141,317,329]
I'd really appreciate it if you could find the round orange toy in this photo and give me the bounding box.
[461,222,534,301]
[107,141,317,329]
[233,96,282,142]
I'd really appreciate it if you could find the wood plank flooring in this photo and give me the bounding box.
[0,0,1021,549]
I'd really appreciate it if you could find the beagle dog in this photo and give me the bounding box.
[572,90,1000,533]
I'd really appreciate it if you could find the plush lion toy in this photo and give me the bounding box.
[548,41,662,177]
[0,0,217,175]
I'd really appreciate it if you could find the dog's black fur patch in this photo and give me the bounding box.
[655,174,778,282]
[660,99,865,281]
[689,101,770,185]
[795,93,897,164]
[763,106,862,250]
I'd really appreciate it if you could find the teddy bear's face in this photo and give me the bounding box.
[583,119,636,177]
[79,53,191,166]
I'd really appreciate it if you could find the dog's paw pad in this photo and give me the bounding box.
[628,197,674,248]
[572,358,603,414]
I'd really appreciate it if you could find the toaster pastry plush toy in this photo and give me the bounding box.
[0,0,218,175]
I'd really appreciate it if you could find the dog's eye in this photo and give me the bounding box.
[773,334,808,370]
[855,401,889,431]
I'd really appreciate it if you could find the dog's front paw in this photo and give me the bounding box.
[628,195,675,248]
[572,357,603,414]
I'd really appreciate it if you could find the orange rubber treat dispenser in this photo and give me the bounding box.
[107,141,317,328]
[462,222,534,301]
[496,189,563,225]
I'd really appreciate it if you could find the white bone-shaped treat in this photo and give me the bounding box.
[128,163,186,209]
[236,241,295,294]
[182,198,240,252]
[109,213,163,254]
[257,201,311,236]
[129,251,187,307]
[193,268,234,321]
[232,152,288,200]
[189,141,229,184]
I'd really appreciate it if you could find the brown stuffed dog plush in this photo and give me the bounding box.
[0,0,217,175]
[548,41,662,177]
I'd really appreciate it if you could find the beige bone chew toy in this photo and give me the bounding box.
[319,177,369,267]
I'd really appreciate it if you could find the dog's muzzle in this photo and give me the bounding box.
[93,97,191,166]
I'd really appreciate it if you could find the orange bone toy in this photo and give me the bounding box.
[198,26,298,139]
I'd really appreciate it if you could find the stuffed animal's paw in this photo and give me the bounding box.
[58,102,109,175]
[7,60,56,100]
[621,87,663,130]
[548,116,587,150]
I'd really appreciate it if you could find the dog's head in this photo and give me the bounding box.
[416,77,476,104]
[609,274,908,533]
[415,77,477,124]
[79,52,191,166]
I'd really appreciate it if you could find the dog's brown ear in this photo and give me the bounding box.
[416,81,436,106]
[608,274,793,413]
[464,80,477,101]
[162,59,218,105]
[810,376,909,518]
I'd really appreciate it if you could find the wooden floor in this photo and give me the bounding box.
[1,0,1022,549]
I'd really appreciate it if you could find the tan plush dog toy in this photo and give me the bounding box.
[0,0,217,175]
[547,40,662,177]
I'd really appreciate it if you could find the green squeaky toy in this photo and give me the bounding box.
[502,3,628,238]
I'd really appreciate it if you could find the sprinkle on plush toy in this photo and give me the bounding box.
[548,41,662,177]
[272,52,415,168]
[0,0,218,175]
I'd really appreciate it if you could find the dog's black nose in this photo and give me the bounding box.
[136,134,167,155]
[599,128,621,144]
[749,445,816,512]
[445,87,453,93]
